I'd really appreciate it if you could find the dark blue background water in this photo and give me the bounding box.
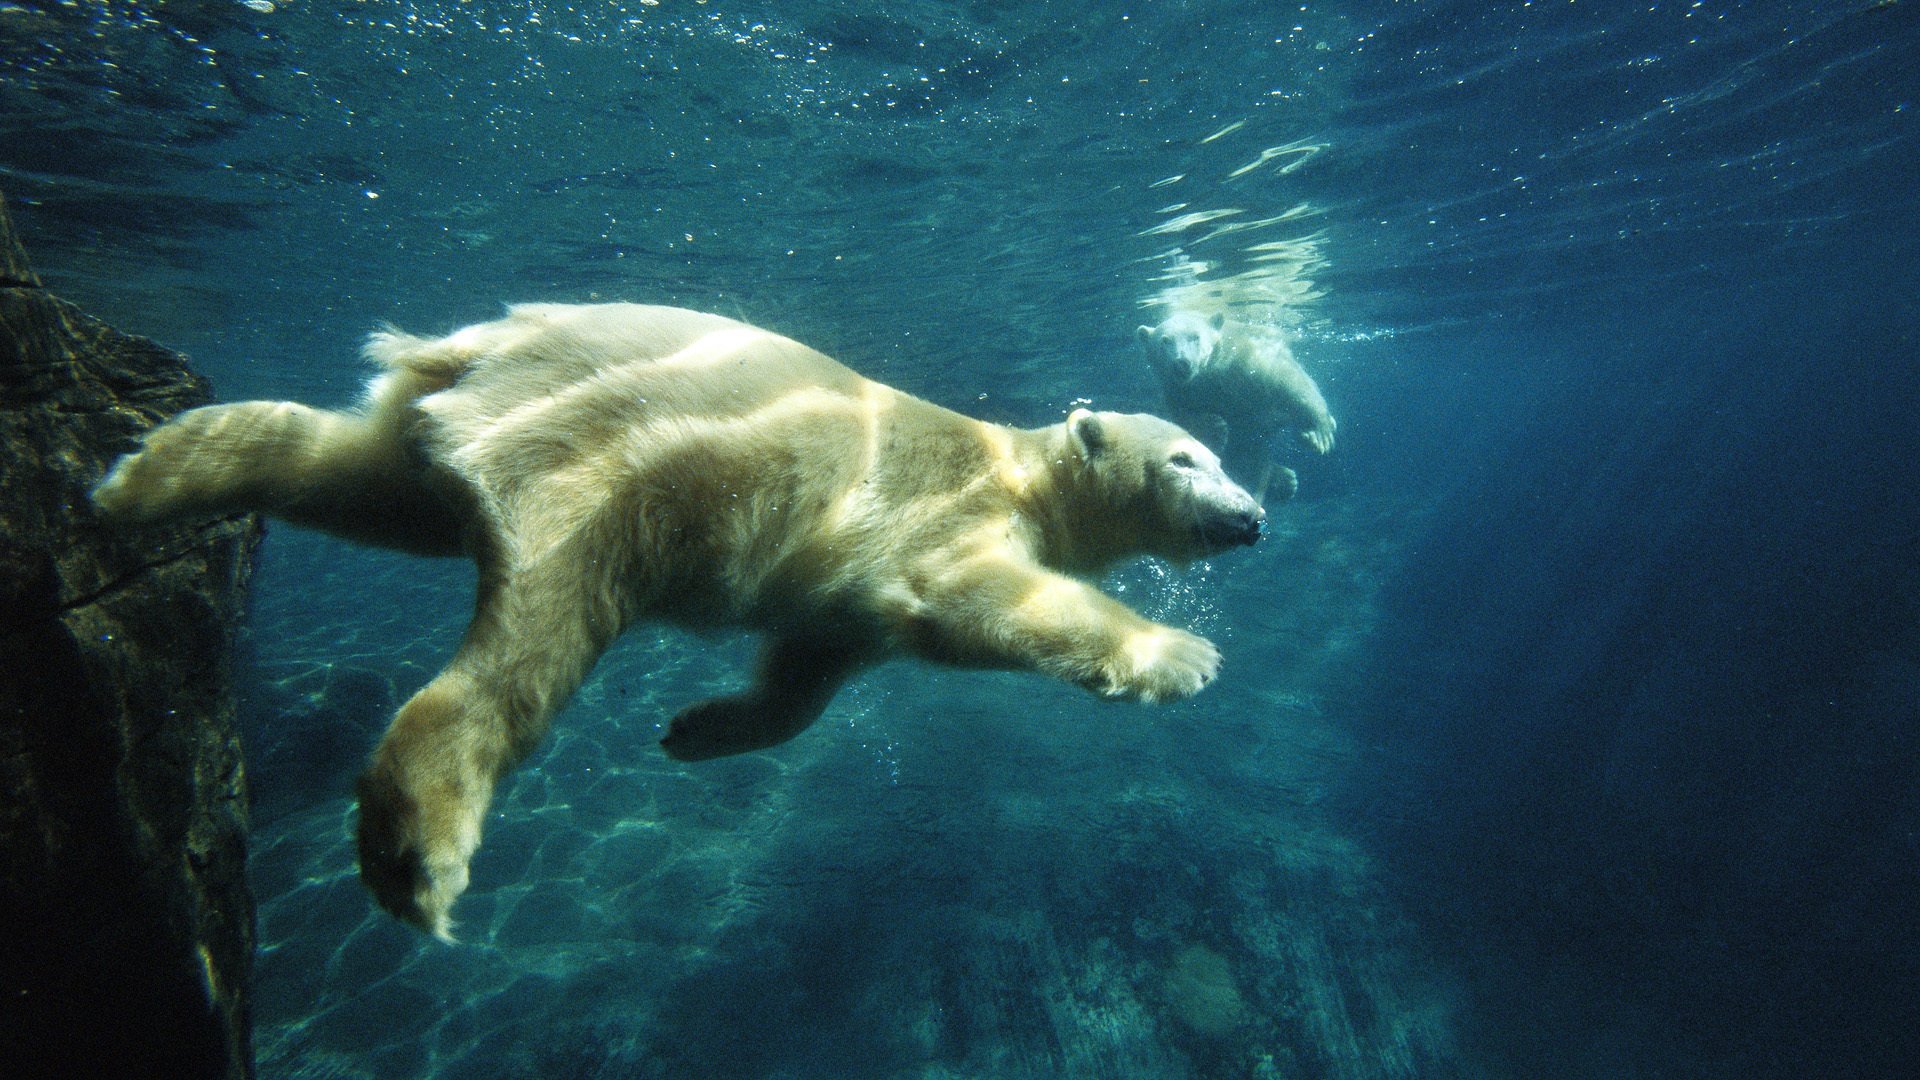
[6,1,1917,1076]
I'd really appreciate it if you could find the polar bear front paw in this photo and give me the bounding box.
[1099,626,1221,703]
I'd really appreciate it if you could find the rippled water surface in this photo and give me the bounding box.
[7,1,1917,1077]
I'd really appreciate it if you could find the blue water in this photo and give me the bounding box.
[7,1,1918,1076]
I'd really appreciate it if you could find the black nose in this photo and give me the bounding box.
[1240,507,1266,546]
[1203,506,1265,548]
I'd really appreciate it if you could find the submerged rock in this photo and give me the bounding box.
[0,193,262,1079]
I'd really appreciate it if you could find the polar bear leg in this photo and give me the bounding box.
[355,558,619,939]
[93,401,342,522]
[923,557,1220,703]
[92,399,462,554]
[660,636,866,761]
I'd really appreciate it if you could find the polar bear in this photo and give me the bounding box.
[93,302,1265,939]
[1137,311,1335,504]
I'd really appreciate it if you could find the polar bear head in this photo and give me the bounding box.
[1064,408,1264,565]
[1136,311,1226,383]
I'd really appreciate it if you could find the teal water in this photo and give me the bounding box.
[7,1,1918,1076]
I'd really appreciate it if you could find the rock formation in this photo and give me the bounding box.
[0,193,261,1079]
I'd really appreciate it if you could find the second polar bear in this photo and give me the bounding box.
[93,302,1266,939]
[1137,311,1336,504]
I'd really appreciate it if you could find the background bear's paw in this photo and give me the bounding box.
[1101,626,1221,703]
[1271,466,1300,503]
[1301,415,1336,454]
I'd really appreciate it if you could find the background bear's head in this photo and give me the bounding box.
[1065,408,1264,566]
[1136,310,1226,384]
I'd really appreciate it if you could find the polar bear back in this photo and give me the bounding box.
[399,304,860,445]
[379,303,1010,627]
[396,305,869,503]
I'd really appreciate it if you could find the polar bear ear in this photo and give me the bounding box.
[1135,325,1155,344]
[1067,408,1107,457]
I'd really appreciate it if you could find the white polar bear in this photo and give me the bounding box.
[93,302,1268,939]
[1138,311,1336,504]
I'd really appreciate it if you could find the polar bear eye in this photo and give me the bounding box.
[1169,451,1196,468]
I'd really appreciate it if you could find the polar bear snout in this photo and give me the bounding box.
[1190,476,1265,550]
[1200,501,1265,549]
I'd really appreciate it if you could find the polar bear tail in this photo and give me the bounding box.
[364,325,473,378]
[364,304,569,380]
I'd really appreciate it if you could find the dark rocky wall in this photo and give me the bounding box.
[0,194,262,1079]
